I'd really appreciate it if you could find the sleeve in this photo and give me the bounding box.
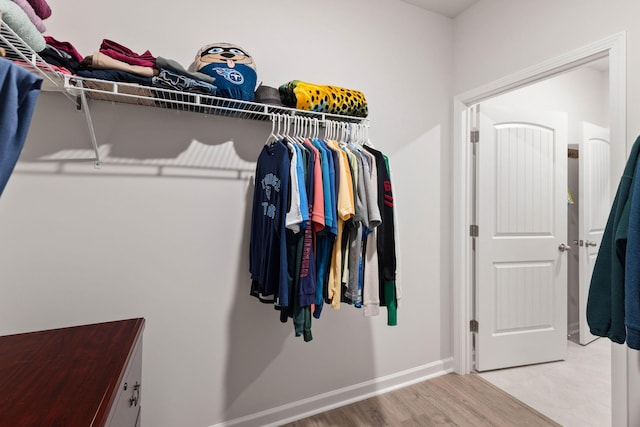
[625,159,640,349]
[0,58,43,196]
[248,158,262,281]
[378,153,397,282]
[587,136,640,343]
[278,147,291,308]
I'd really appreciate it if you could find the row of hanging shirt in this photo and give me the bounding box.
[249,114,400,342]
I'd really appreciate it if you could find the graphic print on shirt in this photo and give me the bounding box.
[215,67,245,85]
[261,172,282,219]
[300,223,313,278]
[384,180,394,207]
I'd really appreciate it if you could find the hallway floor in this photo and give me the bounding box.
[478,337,611,427]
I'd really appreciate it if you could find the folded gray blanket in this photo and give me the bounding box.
[156,56,215,84]
[0,0,46,52]
[11,0,46,33]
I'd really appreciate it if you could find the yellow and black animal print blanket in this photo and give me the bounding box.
[278,80,368,118]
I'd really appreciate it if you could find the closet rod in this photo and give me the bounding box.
[269,113,370,130]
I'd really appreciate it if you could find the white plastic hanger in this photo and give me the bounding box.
[294,116,306,146]
[313,118,320,140]
[274,114,282,141]
[265,114,278,146]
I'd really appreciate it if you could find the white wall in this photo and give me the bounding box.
[454,0,637,140]
[454,1,640,425]
[0,1,453,426]
[483,67,609,148]
[482,65,609,340]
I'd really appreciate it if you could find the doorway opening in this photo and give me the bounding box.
[469,60,612,426]
[473,59,611,370]
[452,32,626,425]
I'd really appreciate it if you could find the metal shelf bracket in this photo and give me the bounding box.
[77,80,102,168]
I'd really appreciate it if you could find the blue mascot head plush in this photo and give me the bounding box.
[191,42,257,102]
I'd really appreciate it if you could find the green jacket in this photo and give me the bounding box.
[586,135,640,343]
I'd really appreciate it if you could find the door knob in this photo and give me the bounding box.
[558,243,571,252]
[585,240,598,247]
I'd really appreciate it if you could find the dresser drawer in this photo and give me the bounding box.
[107,337,143,427]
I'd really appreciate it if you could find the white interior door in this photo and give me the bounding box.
[475,104,568,372]
[578,121,610,345]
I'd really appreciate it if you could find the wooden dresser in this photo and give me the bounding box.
[0,318,145,427]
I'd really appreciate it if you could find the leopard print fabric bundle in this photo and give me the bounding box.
[278,80,368,118]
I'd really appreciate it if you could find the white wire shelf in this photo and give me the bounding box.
[0,15,368,168]
[0,15,75,99]
[63,75,367,123]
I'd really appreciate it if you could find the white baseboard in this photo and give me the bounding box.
[211,357,454,427]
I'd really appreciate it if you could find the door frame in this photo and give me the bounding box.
[452,31,626,412]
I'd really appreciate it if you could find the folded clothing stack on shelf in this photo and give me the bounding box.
[0,0,51,52]
[36,36,219,101]
[1,9,366,121]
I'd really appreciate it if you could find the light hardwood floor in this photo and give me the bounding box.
[282,373,560,427]
[282,339,609,426]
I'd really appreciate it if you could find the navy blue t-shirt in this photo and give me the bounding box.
[250,141,290,305]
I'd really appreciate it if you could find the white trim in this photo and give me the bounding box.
[452,32,627,376]
[568,321,580,339]
[452,101,474,374]
[210,358,454,427]
[612,342,628,427]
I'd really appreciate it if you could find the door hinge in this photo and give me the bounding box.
[470,319,479,333]
[470,130,479,143]
[470,224,479,237]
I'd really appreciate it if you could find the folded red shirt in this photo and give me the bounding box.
[44,36,83,63]
[99,39,156,68]
[26,0,51,20]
